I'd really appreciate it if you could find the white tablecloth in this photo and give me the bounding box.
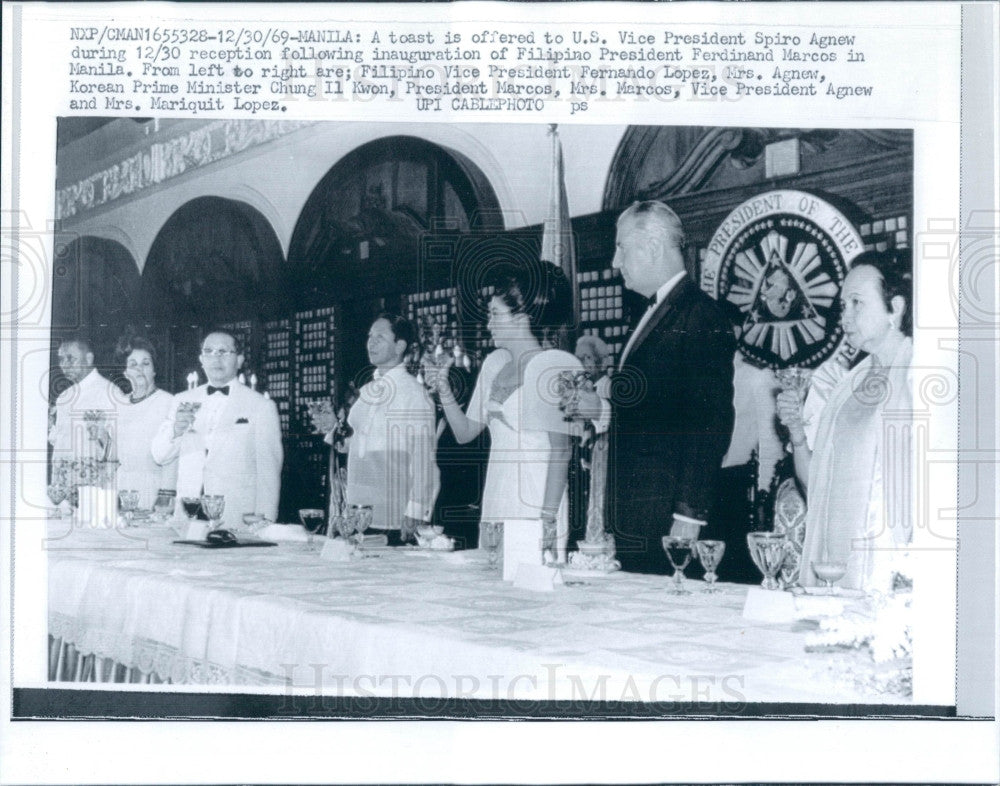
[46,522,908,704]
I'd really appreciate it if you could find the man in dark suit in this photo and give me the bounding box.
[578,201,735,574]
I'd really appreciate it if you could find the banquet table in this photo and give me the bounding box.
[46,521,910,706]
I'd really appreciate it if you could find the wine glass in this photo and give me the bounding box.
[661,536,694,595]
[178,401,202,434]
[481,521,503,571]
[747,532,788,590]
[694,540,726,593]
[776,366,812,396]
[153,494,176,523]
[118,489,140,527]
[348,504,373,546]
[200,494,225,530]
[298,508,326,549]
[180,496,202,520]
[306,399,335,435]
[811,560,848,593]
[242,512,264,535]
[332,513,354,541]
[47,480,68,513]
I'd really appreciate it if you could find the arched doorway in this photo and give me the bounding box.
[50,235,141,389]
[141,196,287,391]
[283,135,502,527]
[142,196,288,324]
[288,134,503,399]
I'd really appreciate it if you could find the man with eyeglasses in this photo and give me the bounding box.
[152,329,283,528]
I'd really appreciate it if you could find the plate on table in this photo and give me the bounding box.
[173,538,278,549]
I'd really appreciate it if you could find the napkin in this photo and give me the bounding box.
[258,523,309,542]
[417,534,455,551]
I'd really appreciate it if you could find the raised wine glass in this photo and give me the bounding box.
[200,494,225,530]
[118,489,140,527]
[776,366,812,396]
[661,535,694,595]
[481,521,503,571]
[811,560,848,593]
[694,539,726,593]
[298,508,326,550]
[747,532,788,590]
[178,401,202,435]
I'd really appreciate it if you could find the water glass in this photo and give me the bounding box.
[298,508,326,549]
[200,494,226,530]
[118,489,140,526]
[747,532,787,590]
[694,539,726,593]
[811,560,847,592]
[348,504,373,546]
[661,536,694,595]
[481,521,503,571]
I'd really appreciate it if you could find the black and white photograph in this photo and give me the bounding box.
[38,117,923,710]
[2,2,996,783]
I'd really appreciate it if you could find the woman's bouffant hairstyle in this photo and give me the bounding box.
[115,332,158,367]
[488,259,574,350]
[849,249,913,336]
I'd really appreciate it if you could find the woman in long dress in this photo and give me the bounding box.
[776,252,913,591]
[113,337,177,510]
[427,261,581,563]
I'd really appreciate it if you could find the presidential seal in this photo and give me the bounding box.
[701,190,865,369]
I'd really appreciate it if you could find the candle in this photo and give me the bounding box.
[250,373,258,390]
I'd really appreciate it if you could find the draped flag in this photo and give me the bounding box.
[540,124,580,331]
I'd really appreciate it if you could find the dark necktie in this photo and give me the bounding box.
[207,385,229,396]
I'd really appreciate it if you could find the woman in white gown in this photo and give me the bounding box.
[112,337,177,510]
[776,252,913,591]
[428,261,581,563]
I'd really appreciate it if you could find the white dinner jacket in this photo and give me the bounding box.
[151,382,283,527]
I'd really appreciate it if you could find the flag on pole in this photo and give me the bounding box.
[540,124,580,333]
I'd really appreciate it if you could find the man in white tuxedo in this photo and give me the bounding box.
[152,330,283,527]
[49,336,121,462]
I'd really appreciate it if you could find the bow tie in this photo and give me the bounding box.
[207,385,230,396]
[646,294,659,309]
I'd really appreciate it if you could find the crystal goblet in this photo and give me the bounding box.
[298,508,326,549]
[694,539,726,593]
[241,512,264,535]
[200,494,225,530]
[153,495,176,523]
[776,366,812,395]
[481,521,503,571]
[177,401,203,434]
[348,504,373,546]
[180,496,202,520]
[811,560,848,593]
[661,535,694,595]
[118,489,140,527]
[747,532,787,590]
[333,513,353,541]
[47,481,68,509]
